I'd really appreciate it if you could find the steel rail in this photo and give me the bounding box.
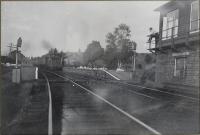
[121,82,199,102]
[42,73,53,135]
[47,71,162,135]
[61,71,199,112]
[99,70,199,102]
[61,69,199,102]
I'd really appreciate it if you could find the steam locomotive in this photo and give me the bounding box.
[33,54,63,70]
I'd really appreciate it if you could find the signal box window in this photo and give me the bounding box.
[190,0,199,33]
[162,9,179,40]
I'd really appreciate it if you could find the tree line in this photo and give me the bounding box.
[83,23,137,70]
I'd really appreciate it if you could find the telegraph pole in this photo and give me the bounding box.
[7,37,22,68]
[9,37,22,83]
[16,37,22,68]
[8,43,13,55]
[16,46,18,68]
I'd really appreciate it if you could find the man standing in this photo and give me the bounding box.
[148,27,159,45]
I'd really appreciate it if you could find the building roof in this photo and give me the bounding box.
[154,0,184,11]
[154,1,190,12]
[154,1,173,11]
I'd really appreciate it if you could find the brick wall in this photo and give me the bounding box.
[155,43,199,87]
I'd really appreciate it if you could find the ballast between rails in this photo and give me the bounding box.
[46,71,162,135]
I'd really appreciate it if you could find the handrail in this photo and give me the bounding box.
[161,19,200,40]
[148,19,199,51]
[147,39,156,50]
[162,19,200,32]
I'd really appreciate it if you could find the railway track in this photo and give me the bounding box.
[57,70,199,103]
[42,70,199,135]
[44,71,161,135]
[41,73,53,135]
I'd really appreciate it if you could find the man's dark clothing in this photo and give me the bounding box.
[149,32,159,45]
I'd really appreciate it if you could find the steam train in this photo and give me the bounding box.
[33,54,63,70]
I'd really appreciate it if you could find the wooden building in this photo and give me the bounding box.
[8,50,26,64]
[149,0,199,91]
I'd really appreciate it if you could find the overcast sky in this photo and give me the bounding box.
[1,1,168,57]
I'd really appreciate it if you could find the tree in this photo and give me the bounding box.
[119,42,131,64]
[114,24,133,66]
[83,41,104,67]
[114,24,131,41]
[104,24,136,69]
[59,51,65,66]
[47,48,66,65]
[94,59,105,67]
[104,33,118,69]
[48,48,58,56]
[106,32,116,47]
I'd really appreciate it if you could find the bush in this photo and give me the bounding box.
[140,68,155,84]
[137,64,143,69]
[144,54,153,64]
